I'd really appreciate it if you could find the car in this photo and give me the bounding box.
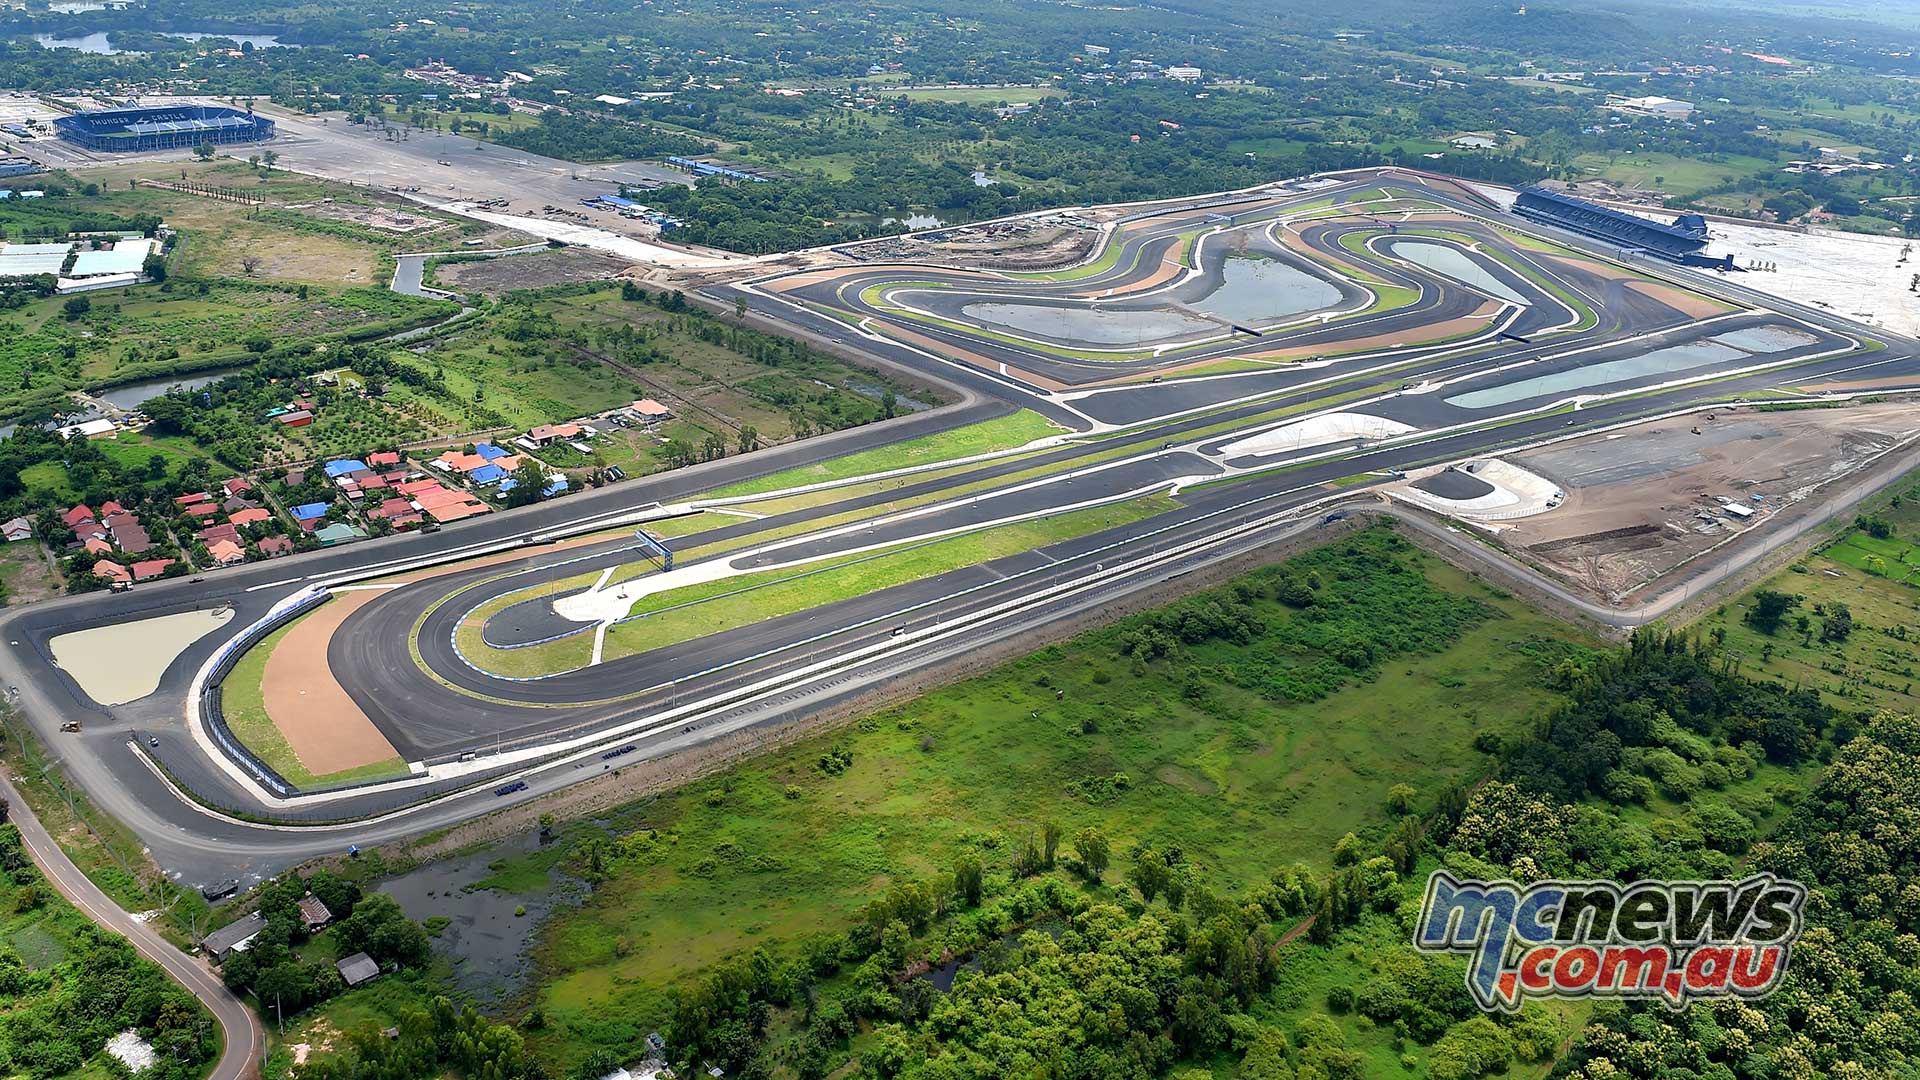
[190,576,204,583]
[147,735,159,747]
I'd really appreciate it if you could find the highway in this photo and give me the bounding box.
[4,166,1919,902]
[0,773,262,1080]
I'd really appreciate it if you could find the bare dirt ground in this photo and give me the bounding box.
[284,201,451,235]
[261,590,402,775]
[1497,402,1920,600]
[837,214,1101,270]
[437,248,630,296]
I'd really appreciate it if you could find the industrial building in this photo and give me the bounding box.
[54,104,275,153]
[665,155,770,183]
[1513,186,1732,269]
[0,156,42,180]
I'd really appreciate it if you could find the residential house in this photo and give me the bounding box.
[631,399,672,422]
[61,504,96,532]
[258,536,295,557]
[93,560,131,587]
[336,952,380,987]
[229,508,272,528]
[297,895,332,931]
[1,517,31,542]
[84,536,113,557]
[131,558,174,582]
[201,911,266,962]
[275,409,315,428]
[367,451,403,469]
[220,477,253,499]
[207,539,245,566]
[527,422,583,446]
[313,522,365,545]
[198,523,241,548]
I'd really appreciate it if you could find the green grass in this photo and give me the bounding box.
[702,409,1064,498]
[509,526,1589,1064]
[220,616,412,789]
[1567,151,1780,196]
[602,495,1179,661]
[1697,518,1920,717]
[461,494,1180,677]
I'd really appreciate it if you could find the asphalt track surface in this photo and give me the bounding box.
[8,167,1920,905]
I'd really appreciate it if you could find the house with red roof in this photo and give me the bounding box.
[206,539,245,566]
[368,451,402,468]
[184,501,220,519]
[62,505,96,530]
[221,477,253,498]
[131,558,174,582]
[93,560,131,586]
[198,523,242,548]
[173,492,210,507]
[229,508,272,528]
[84,536,112,557]
[259,536,295,557]
[98,500,125,517]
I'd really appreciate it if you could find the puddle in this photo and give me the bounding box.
[1194,256,1343,324]
[960,302,1216,345]
[1711,325,1818,352]
[378,837,583,1005]
[1388,240,1531,306]
[1446,340,1745,409]
[49,607,233,706]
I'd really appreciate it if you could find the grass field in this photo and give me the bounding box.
[702,410,1063,498]
[1696,491,1920,717]
[457,526,1593,1069]
[220,619,411,788]
[1568,150,1780,196]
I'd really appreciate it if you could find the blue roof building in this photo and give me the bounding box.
[473,444,511,461]
[323,459,369,478]
[1513,186,1732,269]
[467,464,508,486]
[290,502,331,521]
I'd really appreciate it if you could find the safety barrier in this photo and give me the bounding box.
[196,587,332,796]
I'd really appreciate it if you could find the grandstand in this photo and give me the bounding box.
[1514,186,1733,269]
[54,104,275,153]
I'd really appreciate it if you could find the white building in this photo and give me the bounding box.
[1165,66,1203,82]
[1606,95,1693,121]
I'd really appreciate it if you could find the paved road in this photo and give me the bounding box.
[6,166,1920,894]
[0,773,262,1080]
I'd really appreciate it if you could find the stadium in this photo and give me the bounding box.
[53,103,275,153]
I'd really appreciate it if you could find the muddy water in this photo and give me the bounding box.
[378,835,585,1005]
[48,607,233,706]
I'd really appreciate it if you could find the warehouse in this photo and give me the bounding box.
[54,104,275,153]
[0,241,73,277]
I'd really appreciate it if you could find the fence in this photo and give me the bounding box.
[195,587,332,796]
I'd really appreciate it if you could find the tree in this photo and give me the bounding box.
[736,425,760,455]
[1041,820,1063,868]
[1821,602,1853,642]
[1387,783,1417,815]
[61,296,90,320]
[240,255,261,276]
[1073,827,1110,880]
[193,142,217,160]
[262,149,279,170]
[1744,589,1798,635]
[505,458,548,508]
[953,854,983,907]
[734,295,748,319]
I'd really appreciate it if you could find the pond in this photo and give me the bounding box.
[34,32,140,54]
[1445,340,1746,410]
[93,368,239,410]
[1387,240,1532,306]
[1194,255,1343,324]
[33,29,298,53]
[961,301,1217,345]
